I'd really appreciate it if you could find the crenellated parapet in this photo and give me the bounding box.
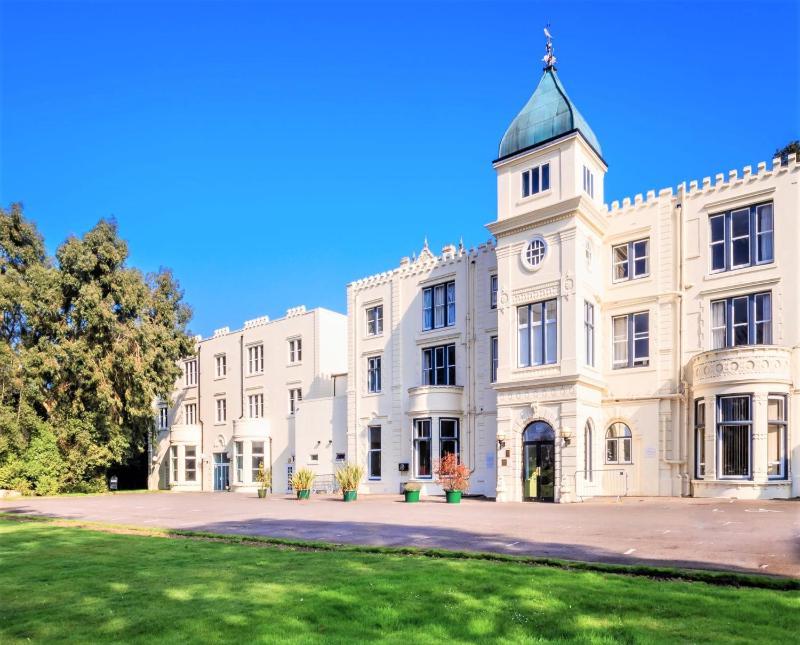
[348,238,497,292]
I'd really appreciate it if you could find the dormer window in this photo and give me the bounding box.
[521,163,550,198]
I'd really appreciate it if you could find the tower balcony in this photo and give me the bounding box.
[233,418,270,441]
[407,385,465,416]
[170,424,201,445]
[690,345,792,390]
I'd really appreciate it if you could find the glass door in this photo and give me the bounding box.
[213,453,230,491]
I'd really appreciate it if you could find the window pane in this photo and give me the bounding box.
[767,424,783,477]
[522,171,530,197]
[732,237,750,267]
[756,205,774,262]
[711,301,727,349]
[720,425,749,477]
[710,215,725,242]
[532,166,540,194]
[711,243,726,271]
[622,438,632,463]
[613,316,628,366]
[720,396,750,422]
[731,209,749,237]
[606,439,617,463]
[541,163,550,191]
[613,245,629,280]
[633,240,649,277]
[370,450,381,478]
[518,306,530,367]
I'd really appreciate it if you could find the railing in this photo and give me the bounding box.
[574,469,629,500]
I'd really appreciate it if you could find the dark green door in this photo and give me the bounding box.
[522,421,556,502]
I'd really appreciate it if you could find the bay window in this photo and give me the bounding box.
[439,418,459,460]
[694,399,705,479]
[422,344,456,386]
[251,441,265,483]
[710,292,771,349]
[234,441,244,484]
[170,445,178,484]
[767,395,787,479]
[413,418,432,478]
[184,446,197,482]
[518,299,557,367]
[717,395,751,479]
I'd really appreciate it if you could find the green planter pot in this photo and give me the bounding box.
[257,489,267,499]
[445,490,462,504]
[404,490,420,503]
[342,490,357,502]
[296,489,311,500]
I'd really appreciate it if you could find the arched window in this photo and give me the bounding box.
[606,422,632,464]
[584,420,594,480]
[523,421,555,443]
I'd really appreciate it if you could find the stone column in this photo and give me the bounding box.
[703,395,716,480]
[751,392,769,484]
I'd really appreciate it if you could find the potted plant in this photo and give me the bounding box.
[435,453,470,504]
[291,468,315,500]
[256,461,271,499]
[403,482,421,503]
[334,463,364,502]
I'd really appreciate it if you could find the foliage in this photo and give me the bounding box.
[256,462,271,491]
[290,468,315,491]
[2,520,798,644]
[434,453,470,492]
[0,204,194,494]
[403,482,421,492]
[334,463,363,492]
[774,140,800,164]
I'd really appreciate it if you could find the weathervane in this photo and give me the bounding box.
[542,25,556,70]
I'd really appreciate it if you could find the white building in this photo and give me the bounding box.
[149,306,347,493]
[154,42,798,502]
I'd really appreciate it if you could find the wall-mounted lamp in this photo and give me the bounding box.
[326,440,332,446]
[497,438,506,450]
[315,440,321,447]
[563,437,571,447]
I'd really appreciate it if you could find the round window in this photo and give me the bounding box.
[522,236,547,269]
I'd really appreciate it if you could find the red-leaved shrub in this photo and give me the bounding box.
[434,453,470,492]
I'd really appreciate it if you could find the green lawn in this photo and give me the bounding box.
[1,519,797,644]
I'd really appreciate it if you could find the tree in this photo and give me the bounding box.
[774,140,800,165]
[0,205,194,493]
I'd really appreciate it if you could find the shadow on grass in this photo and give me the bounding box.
[1,519,798,644]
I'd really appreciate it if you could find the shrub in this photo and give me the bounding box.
[334,463,364,492]
[256,462,271,491]
[291,468,315,491]
[403,482,421,492]
[434,453,470,492]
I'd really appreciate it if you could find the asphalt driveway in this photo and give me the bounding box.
[3,492,798,577]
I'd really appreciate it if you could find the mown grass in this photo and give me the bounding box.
[1,519,797,644]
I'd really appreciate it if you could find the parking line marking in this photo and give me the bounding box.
[623,548,636,555]
[506,541,520,547]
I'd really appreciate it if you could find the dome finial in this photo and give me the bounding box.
[542,24,556,70]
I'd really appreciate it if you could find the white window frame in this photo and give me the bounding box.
[184,403,197,425]
[582,165,594,198]
[247,344,264,375]
[605,422,632,465]
[517,299,557,368]
[584,301,595,367]
[169,445,178,484]
[288,388,302,415]
[214,354,227,378]
[367,356,382,393]
[717,394,752,480]
[184,359,197,386]
[439,418,460,460]
[612,311,649,369]
[422,281,455,331]
[184,445,197,482]
[422,344,456,386]
[584,420,593,481]
[694,399,705,479]
[490,336,498,383]
[368,425,381,480]
[157,406,168,430]
[709,202,774,273]
[215,398,227,423]
[366,305,383,336]
[288,338,302,364]
[412,418,432,479]
[521,236,547,270]
[612,238,649,282]
[234,441,244,484]
[521,162,550,198]
[489,275,498,309]
[767,394,787,480]
[710,292,772,349]
[251,441,265,484]
[248,393,264,418]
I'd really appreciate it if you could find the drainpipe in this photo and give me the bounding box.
[198,344,204,491]
[239,334,244,419]
[468,256,478,475]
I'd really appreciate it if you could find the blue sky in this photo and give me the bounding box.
[2,0,797,337]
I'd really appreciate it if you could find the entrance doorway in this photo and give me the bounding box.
[522,421,555,502]
[213,452,230,491]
